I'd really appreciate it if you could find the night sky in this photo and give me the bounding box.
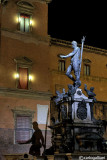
[48,0,107,50]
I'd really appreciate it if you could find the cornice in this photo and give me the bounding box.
[0,0,52,5]
[46,0,52,4]
[83,45,107,56]
[32,0,52,4]
[50,37,72,48]
[50,37,107,57]
[0,87,52,100]
[1,28,50,45]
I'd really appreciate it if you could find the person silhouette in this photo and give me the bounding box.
[19,121,44,156]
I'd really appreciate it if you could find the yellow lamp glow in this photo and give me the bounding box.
[14,73,19,79]
[14,15,19,23]
[29,75,35,81]
[30,20,33,25]
[29,75,33,81]
[18,17,21,22]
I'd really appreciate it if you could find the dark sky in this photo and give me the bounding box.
[48,0,107,50]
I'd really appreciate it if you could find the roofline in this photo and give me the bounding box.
[34,0,52,4]
[50,37,107,56]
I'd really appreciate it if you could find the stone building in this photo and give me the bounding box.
[0,0,52,159]
[0,0,107,159]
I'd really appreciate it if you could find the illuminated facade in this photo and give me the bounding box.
[0,0,52,159]
[0,0,107,159]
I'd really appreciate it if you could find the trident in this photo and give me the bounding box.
[79,36,86,78]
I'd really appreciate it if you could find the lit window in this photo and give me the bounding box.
[18,67,29,89]
[19,14,31,32]
[17,1,34,32]
[14,56,33,90]
[58,60,65,72]
[84,64,90,76]
[15,115,32,143]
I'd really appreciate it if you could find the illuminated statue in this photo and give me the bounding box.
[84,84,97,121]
[60,37,85,89]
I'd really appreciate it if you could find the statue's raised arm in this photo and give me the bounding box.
[60,47,79,59]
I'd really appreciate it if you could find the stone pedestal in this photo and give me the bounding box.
[72,88,92,123]
[50,88,107,154]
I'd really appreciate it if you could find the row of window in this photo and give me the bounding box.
[58,60,90,76]
[15,59,90,90]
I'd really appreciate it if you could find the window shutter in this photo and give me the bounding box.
[20,16,24,32]
[16,116,32,143]
[16,116,30,128]
[59,60,65,71]
[84,64,90,76]
[19,14,30,32]
[18,67,28,89]
[25,17,30,32]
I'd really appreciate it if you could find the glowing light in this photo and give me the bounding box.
[30,20,37,26]
[34,20,38,27]
[30,20,33,25]
[18,17,21,22]
[29,75,33,81]
[14,73,19,79]
[30,20,37,27]
[29,75,35,81]
[14,15,19,23]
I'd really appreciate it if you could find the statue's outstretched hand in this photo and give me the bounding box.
[60,55,64,58]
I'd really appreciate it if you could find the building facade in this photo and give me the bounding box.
[0,0,107,159]
[0,0,52,159]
